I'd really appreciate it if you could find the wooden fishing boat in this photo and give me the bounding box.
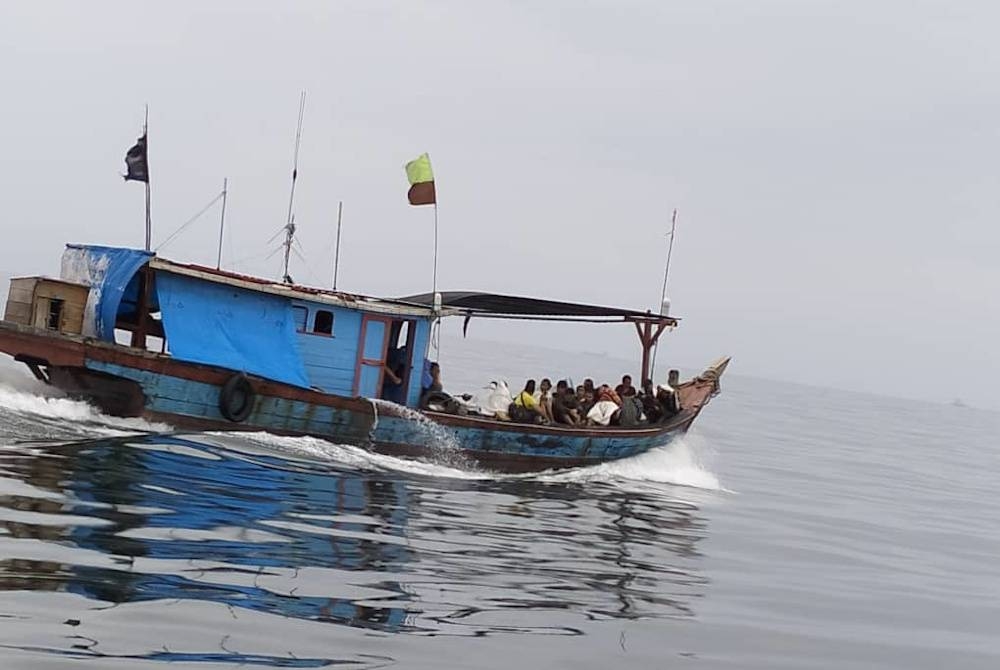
[0,244,729,472]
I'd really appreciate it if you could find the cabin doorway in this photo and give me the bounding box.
[380,319,416,405]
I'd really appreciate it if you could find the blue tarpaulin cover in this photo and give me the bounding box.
[60,245,155,340]
[155,272,310,387]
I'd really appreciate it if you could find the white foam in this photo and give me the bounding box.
[369,398,476,471]
[203,425,725,493]
[534,433,726,492]
[0,379,171,437]
[369,399,462,451]
[208,430,490,480]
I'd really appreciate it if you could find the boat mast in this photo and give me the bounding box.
[282,91,306,284]
[649,208,677,380]
[143,105,152,252]
[332,200,343,290]
[215,177,228,270]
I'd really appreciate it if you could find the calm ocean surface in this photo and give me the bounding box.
[0,341,998,669]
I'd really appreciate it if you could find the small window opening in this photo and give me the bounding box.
[46,299,64,330]
[314,310,334,335]
[292,306,308,333]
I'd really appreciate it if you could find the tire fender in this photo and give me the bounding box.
[219,373,255,422]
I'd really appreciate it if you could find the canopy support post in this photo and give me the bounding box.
[635,320,669,384]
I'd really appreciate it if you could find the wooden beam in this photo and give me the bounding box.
[639,321,654,383]
[129,267,151,349]
[649,322,669,347]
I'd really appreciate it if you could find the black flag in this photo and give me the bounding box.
[123,134,148,182]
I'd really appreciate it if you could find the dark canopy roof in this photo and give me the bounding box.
[399,291,677,325]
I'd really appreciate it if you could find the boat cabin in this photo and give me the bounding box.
[3,277,89,335]
[7,244,438,408]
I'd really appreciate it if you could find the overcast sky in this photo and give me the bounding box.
[1,1,997,408]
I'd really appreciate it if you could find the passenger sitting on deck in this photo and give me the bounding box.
[418,361,443,408]
[576,385,594,417]
[657,371,682,418]
[615,375,637,398]
[640,378,663,423]
[667,369,683,413]
[597,384,622,407]
[428,362,443,393]
[641,378,655,397]
[617,391,642,426]
[510,379,546,424]
[552,380,581,426]
[668,369,681,390]
[535,378,555,423]
[586,385,622,426]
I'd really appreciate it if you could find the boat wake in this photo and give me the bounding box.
[535,433,726,492]
[210,428,725,492]
[206,430,490,481]
[0,375,171,439]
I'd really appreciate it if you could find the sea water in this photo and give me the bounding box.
[0,342,997,669]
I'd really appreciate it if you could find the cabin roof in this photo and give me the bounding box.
[9,276,90,289]
[399,291,678,325]
[150,258,439,318]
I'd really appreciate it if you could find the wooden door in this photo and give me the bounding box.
[353,314,390,397]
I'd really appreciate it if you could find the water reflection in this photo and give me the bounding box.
[64,436,412,631]
[0,431,712,664]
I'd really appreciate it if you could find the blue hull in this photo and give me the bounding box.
[370,411,694,470]
[74,358,702,471]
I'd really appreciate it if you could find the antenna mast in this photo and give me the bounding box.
[215,178,228,270]
[659,208,678,310]
[282,91,306,284]
[332,200,343,290]
[281,217,296,284]
[650,208,678,379]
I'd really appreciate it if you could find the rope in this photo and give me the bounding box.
[154,191,225,252]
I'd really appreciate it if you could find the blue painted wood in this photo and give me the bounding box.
[85,360,372,442]
[367,414,670,461]
[405,319,431,407]
[85,358,675,467]
[362,319,386,358]
[290,302,363,396]
[357,318,387,398]
[228,297,435,407]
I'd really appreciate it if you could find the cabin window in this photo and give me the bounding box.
[313,310,334,335]
[292,306,308,333]
[46,299,64,330]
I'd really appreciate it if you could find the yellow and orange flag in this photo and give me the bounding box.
[405,153,436,206]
